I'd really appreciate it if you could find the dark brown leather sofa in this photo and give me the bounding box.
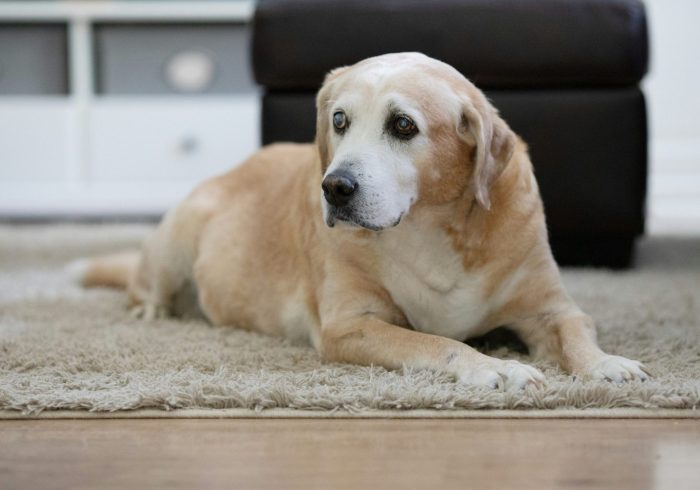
[251,0,649,268]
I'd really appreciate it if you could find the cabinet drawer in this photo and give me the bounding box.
[0,24,68,95]
[89,98,259,182]
[94,23,255,95]
[0,102,72,181]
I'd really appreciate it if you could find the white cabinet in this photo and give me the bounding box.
[0,101,73,182]
[89,98,258,183]
[0,1,257,216]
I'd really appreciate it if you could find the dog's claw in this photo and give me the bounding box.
[583,355,650,383]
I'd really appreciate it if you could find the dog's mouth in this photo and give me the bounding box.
[325,208,403,232]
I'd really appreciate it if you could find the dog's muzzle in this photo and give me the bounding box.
[322,170,403,231]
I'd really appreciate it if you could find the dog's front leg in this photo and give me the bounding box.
[320,316,544,390]
[516,311,650,382]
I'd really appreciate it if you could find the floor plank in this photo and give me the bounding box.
[1,419,699,490]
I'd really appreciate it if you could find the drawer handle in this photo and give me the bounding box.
[178,135,200,155]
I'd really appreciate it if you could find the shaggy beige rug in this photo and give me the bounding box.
[0,224,698,417]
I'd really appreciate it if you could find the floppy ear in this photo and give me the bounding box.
[460,98,516,210]
[315,66,349,171]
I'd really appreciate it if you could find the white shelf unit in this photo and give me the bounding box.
[0,1,258,217]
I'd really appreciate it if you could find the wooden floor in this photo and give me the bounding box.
[1,419,698,489]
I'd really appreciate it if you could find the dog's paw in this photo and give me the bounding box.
[130,303,169,321]
[458,360,545,390]
[582,355,651,383]
[499,360,547,390]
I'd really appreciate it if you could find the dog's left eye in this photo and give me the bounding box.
[394,116,417,138]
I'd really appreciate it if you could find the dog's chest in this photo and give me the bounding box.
[379,229,492,341]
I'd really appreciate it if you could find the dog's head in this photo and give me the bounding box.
[316,52,516,231]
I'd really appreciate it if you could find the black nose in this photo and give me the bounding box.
[322,172,358,207]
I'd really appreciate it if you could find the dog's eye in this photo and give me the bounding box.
[394,116,417,138]
[333,111,347,132]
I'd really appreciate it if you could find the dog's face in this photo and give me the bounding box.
[316,52,516,231]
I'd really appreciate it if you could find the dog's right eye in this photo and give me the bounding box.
[333,111,348,133]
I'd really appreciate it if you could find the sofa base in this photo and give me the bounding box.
[550,236,636,269]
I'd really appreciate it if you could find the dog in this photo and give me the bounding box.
[78,52,649,389]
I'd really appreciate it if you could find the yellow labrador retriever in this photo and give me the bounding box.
[79,52,649,389]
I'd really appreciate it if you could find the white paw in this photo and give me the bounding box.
[130,303,169,321]
[499,360,547,390]
[458,360,545,390]
[584,355,651,383]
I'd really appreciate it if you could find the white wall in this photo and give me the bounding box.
[645,0,700,234]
